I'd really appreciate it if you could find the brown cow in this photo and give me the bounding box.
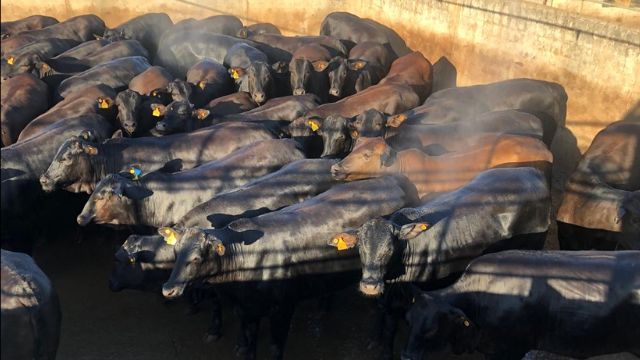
[557,120,640,250]
[330,135,552,198]
[17,84,116,142]
[128,66,173,95]
[1,73,48,146]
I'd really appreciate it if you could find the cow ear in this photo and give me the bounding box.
[229,67,244,80]
[380,146,397,167]
[150,103,165,117]
[192,108,210,120]
[397,222,429,240]
[328,231,358,250]
[158,227,179,246]
[79,129,96,142]
[312,60,329,72]
[123,182,152,200]
[83,144,99,156]
[387,113,408,128]
[93,33,104,40]
[271,60,288,74]
[206,236,226,256]
[307,118,321,133]
[111,129,124,139]
[97,97,112,109]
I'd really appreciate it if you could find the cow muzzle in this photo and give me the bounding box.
[330,164,347,180]
[292,88,306,96]
[252,92,266,104]
[39,175,55,192]
[76,213,93,226]
[162,283,185,299]
[329,87,341,97]
[359,278,384,297]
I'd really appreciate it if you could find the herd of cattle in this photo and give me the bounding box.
[1,11,639,360]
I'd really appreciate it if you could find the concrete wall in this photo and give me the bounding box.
[2,0,639,150]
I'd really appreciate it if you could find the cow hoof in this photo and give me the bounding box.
[203,332,221,343]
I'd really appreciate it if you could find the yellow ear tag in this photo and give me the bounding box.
[152,108,161,117]
[165,233,177,245]
[354,61,365,70]
[308,120,319,132]
[7,56,14,65]
[336,237,349,251]
[231,69,240,80]
[98,99,109,109]
[198,81,206,90]
[464,320,470,327]
[420,224,428,231]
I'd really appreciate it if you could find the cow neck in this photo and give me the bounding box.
[204,227,246,283]
[131,176,172,227]
[88,145,115,184]
[395,149,431,181]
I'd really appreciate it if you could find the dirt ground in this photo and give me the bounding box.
[28,225,637,360]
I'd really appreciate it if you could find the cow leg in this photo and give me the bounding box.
[235,314,260,360]
[203,292,223,343]
[268,304,296,360]
[380,309,398,360]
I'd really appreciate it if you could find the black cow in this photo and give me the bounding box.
[40,121,277,194]
[186,60,234,107]
[320,12,412,57]
[76,139,305,227]
[329,166,550,358]
[177,158,340,228]
[158,94,319,136]
[156,31,253,77]
[7,14,105,43]
[328,41,394,98]
[224,43,276,104]
[128,66,173,96]
[403,250,640,360]
[1,73,48,146]
[56,56,150,99]
[387,78,567,145]
[1,250,61,360]
[160,175,418,358]
[1,15,58,39]
[102,13,173,56]
[115,88,172,137]
[50,39,110,60]
[18,84,116,142]
[236,23,281,39]
[1,38,79,79]
[204,92,258,118]
[318,109,546,158]
[36,40,149,85]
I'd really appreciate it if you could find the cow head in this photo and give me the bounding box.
[115,89,143,136]
[40,131,101,194]
[349,109,388,140]
[154,101,197,135]
[161,227,225,299]
[76,173,152,226]
[330,137,397,181]
[327,57,348,98]
[328,218,429,297]
[403,293,479,360]
[314,114,351,158]
[289,58,311,96]
[166,79,192,103]
[109,234,174,292]
[2,53,40,77]
[102,28,127,42]
[246,61,273,105]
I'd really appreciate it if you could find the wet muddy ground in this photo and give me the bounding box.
[29,225,637,360]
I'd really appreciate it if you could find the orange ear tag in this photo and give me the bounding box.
[336,237,349,251]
